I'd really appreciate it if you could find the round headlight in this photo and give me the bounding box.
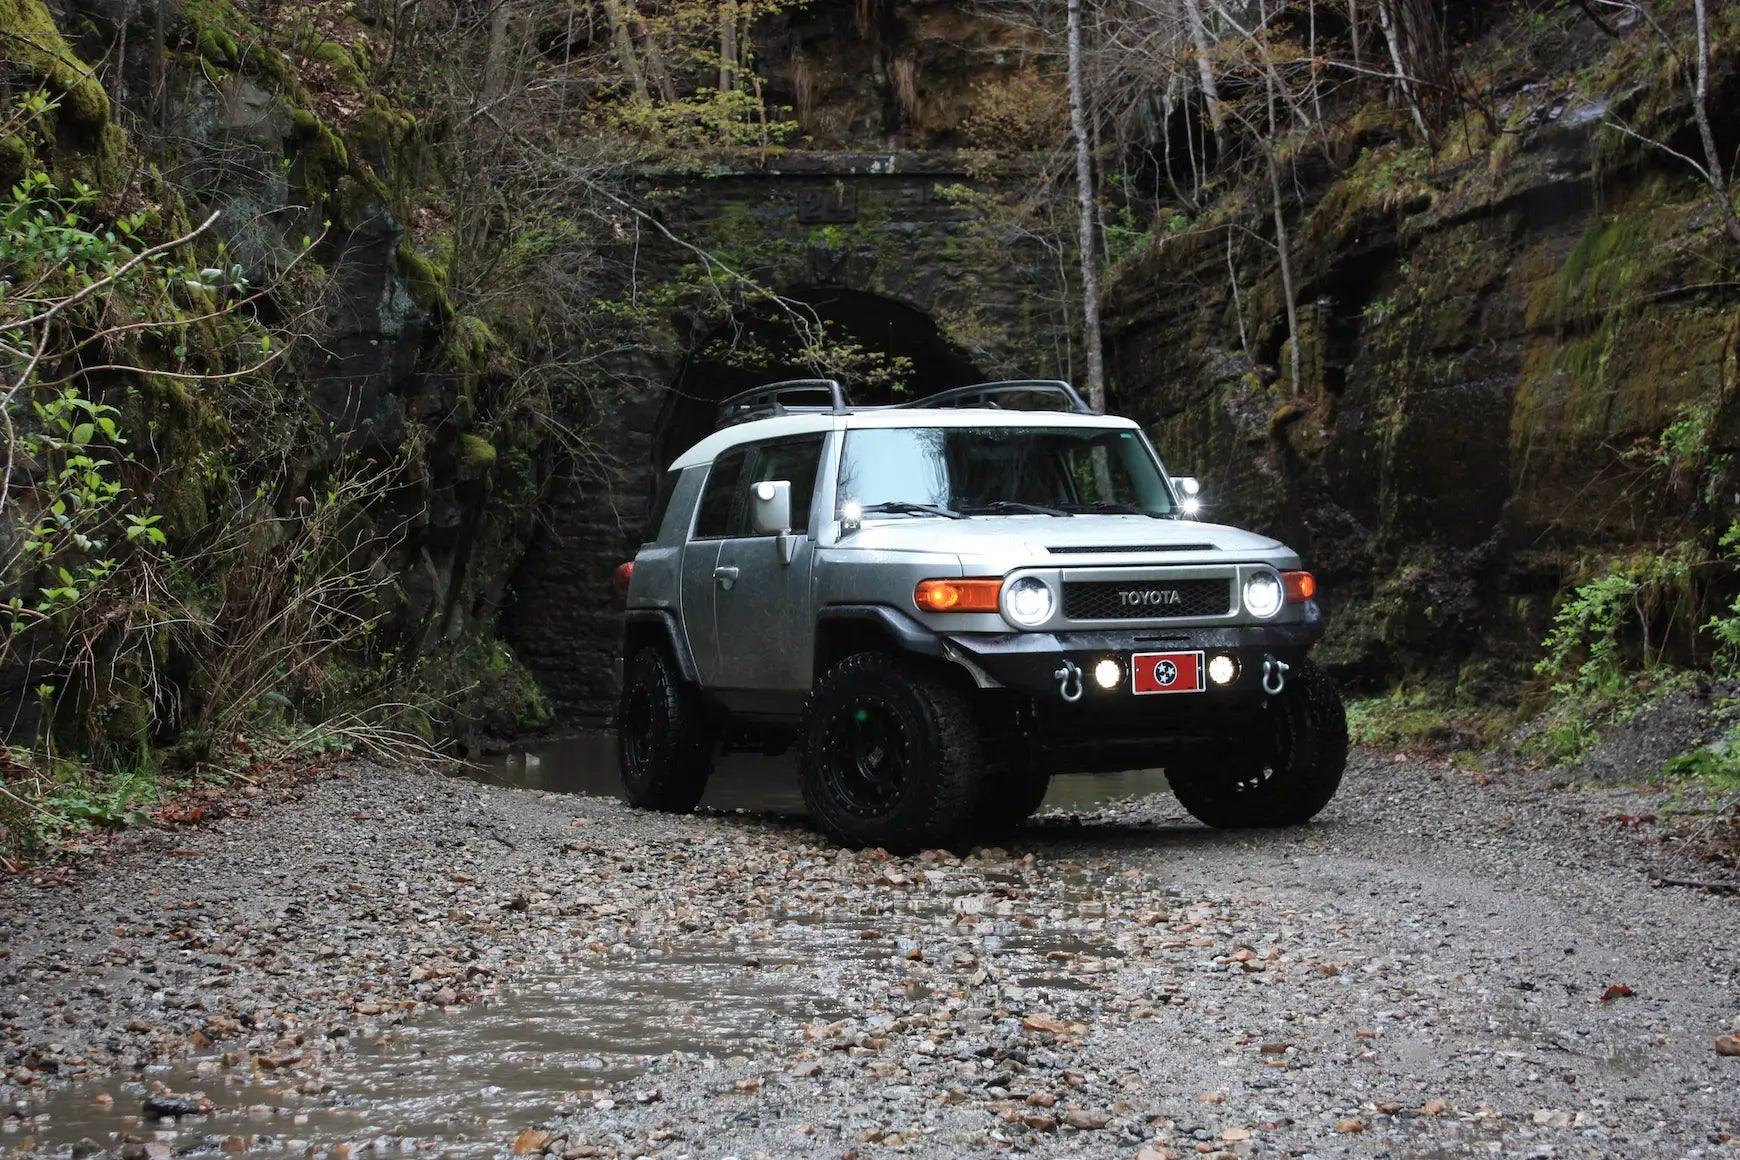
[1003,576,1055,628]
[1243,571,1284,619]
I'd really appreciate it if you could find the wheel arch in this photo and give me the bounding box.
[814,605,944,677]
[622,609,701,686]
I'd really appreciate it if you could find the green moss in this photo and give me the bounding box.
[394,243,454,319]
[459,434,497,472]
[307,39,366,87]
[0,0,113,142]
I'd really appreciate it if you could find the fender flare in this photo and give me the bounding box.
[815,604,944,659]
[621,609,701,684]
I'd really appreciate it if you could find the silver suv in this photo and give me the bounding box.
[615,380,1346,850]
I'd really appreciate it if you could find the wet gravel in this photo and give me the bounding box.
[2,752,1738,1157]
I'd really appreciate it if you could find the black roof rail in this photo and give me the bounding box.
[901,380,1096,415]
[715,379,852,429]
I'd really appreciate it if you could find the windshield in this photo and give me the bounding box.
[837,425,1177,517]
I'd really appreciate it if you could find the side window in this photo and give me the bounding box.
[693,448,749,539]
[746,434,825,535]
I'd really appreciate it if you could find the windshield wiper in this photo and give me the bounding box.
[1060,501,1172,519]
[962,500,1073,517]
[856,500,967,520]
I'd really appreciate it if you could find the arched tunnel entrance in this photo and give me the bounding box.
[505,287,984,724]
[655,286,983,470]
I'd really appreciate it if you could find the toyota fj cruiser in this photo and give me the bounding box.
[615,379,1347,850]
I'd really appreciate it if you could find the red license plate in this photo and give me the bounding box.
[1132,651,1205,695]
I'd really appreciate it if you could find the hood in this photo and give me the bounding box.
[839,514,1285,557]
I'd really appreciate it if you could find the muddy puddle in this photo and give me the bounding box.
[9,742,1173,1158]
[469,732,1173,816]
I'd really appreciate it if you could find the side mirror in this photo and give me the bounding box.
[751,479,793,535]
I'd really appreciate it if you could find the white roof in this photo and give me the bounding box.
[668,408,1142,470]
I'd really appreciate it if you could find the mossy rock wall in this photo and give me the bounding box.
[1104,16,1740,692]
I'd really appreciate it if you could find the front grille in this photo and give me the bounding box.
[1062,578,1233,621]
[1047,544,1216,555]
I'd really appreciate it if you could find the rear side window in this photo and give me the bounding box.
[641,470,681,545]
[693,448,749,538]
[746,434,825,535]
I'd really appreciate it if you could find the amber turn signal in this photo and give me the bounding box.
[1282,571,1317,603]
[915,578,1003,613]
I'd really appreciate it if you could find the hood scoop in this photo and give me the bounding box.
[1046,543,1218,555]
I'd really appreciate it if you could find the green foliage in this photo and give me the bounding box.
[1659,717,1740,793]
[1700,523,1740,676]
[1527,548,1700,763]
[1345,686,1505,752]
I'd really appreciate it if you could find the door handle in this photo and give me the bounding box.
[713,565,740,589]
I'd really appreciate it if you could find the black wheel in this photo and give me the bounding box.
[1168,659,1347,828]
[616,645,714,813]
[799,653,986,852]
[972,762,1052,838]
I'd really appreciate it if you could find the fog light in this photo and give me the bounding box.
[1093,658,1123,690]
[1208,654,1239,686]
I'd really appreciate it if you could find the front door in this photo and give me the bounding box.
[680,445,749,680]
[711,433,827,711]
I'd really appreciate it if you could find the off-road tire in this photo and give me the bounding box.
[616,645,714,813]
[972,763,1052,839]
[800,652,986,852]
[1168,659,1347,829]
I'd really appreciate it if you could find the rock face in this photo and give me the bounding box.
[1104,19,1740,691]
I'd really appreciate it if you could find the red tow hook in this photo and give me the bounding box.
[613,561,635,598]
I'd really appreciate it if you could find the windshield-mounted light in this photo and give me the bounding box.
[1002,576,1056,628]
[840,499,863,531]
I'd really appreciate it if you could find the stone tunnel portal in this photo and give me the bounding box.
[656,286,984,470]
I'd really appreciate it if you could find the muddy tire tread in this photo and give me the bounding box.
[617,645,714,813]
[799,652,985,852]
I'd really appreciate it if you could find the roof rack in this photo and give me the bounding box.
[900,380,1096,415]
[715,379,852,428]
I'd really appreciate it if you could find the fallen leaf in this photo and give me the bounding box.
[1336,1118,1366,1134]
[511,1129,548,1156]
[1022,1014,1070,1035]
[1717,1034,1740,1057]
[1601,984,1634,1003]
[1419,1098,1452,1116]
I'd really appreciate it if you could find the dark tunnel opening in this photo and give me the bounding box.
[654,287,984,472]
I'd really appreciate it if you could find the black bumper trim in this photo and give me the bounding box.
[942,605,1325,702]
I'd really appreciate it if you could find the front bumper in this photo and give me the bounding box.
[941,603,1325,706]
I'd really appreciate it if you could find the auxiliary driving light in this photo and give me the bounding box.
[1093,658,1124,690]
[1207,654,1239,686]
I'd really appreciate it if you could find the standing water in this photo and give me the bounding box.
[8,737,1173,1158]
[470,732,1173,814]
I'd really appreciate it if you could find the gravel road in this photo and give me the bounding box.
[2,751,1737,1158]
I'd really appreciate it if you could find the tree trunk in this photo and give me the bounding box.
[1376,0,1430,142]
[484,1,515,100]
[1690,0,1740,245]
[1263,20,1302,397]
[1067,0,1107,410]
[719,0,740,94]
[1182,0,1225,145]
[633,6,677,102]
[599,0,648,100]
[1377,0,1449,144]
